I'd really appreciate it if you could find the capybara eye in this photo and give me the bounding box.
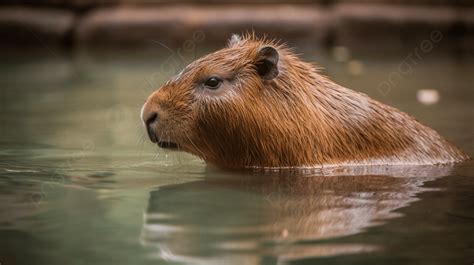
[204,77,222,89]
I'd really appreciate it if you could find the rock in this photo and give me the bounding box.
[76,5,331,51]
[334,0,473,7]
[0,7,75,48]
[459,8,474,55]
[0,0,118,10]
[333,4,465,53]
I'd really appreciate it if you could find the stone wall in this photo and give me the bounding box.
[1,0,473,53]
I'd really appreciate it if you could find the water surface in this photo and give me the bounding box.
[0,48,473,265]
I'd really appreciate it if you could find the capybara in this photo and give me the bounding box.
[141,34,468,169]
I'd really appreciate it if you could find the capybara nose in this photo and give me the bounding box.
[144,112,159,143]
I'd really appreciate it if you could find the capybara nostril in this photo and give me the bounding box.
[145,112,159,143]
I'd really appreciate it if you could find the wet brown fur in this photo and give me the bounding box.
[142,33,468,169]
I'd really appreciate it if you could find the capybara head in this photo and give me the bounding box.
[141,34,307,168]
[141,34,467,169]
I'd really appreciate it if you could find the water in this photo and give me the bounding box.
[0,48,473,265]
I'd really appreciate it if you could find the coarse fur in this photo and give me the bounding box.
[141,33,469,169]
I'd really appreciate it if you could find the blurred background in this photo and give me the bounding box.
[0,0,473,54]
[1,1,474,265]
[1,0,472,155]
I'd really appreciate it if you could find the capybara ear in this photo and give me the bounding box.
[227,34,242,48]
[255,46,279,80]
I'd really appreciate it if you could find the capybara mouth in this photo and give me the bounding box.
[157,141,179,149]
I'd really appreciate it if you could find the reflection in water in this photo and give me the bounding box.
[141,165,453,264]
[1,51,472,265]
[0,172,46,230]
